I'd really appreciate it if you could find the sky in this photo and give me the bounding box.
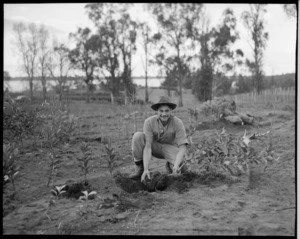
[3,3,297,80]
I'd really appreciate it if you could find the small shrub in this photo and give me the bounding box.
[3,99,45,147]
[79,190,97,201]
[185,127,279,177]
[3,143,20,194]
[78,142,91,184]
[50,185,66,199]
[104,140,118,177]
[47,150,61,187]
[199,97,236,120]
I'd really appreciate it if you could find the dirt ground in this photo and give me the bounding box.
[2,98,296,236]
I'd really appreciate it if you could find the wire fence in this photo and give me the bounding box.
[234,87,295,103]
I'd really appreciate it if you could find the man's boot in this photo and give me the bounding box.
[129,160,144,179]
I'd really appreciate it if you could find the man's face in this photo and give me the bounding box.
[157,105,171,122]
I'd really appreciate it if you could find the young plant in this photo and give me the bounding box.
[104,140,118,177]
[3,143,20,194]
[41,99,78,147]
[79,190,97,201]
[184,127,279,177]
[50,185,66,199]
[3,99,46,149]
[78,142,91,184]
[47,149,61,187]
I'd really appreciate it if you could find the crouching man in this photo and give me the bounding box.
[130,96,188,183]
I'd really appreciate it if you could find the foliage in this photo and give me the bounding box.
[85,3,138,103]
[199,97,237,120]
[69,27,101,103]
[3,143,20,193]
[138,23,153,103]
[148,3,202,106]
[41,100,78,146]
[283,4,296,18]
[191,8,243,101]
[4,71,11,82]
[12,22,43,101]
[37,24,51,101]
[47,150,61,187]
[185,127,279,177]
[78,142,92,184]
[48,42,72,101]
[192,65,213,102]
[79,190,97,201]
[104,141,118,177]
[50,185,66,198]
[241,4,268,94]
[3,99,45,147]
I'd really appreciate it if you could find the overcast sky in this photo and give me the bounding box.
[4,3,297,78]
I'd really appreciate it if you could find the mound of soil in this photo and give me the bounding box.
[114,171,199,194]
[62,181,93,199]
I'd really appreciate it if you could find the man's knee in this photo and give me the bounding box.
[132,132,145,142]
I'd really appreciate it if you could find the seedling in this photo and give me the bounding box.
[104,139,118,177]
[184,126,279,178]
[50,185,66,199]
[79,190,97,201]
[47,150,61,187]
[3,143,20,194]
[78,141,91,184]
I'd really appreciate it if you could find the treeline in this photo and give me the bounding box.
[162,72,295,96]
[5,3,296,104]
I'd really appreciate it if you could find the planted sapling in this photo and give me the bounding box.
[3,143,20,194]
[50,185,67,199]
[104,139,118,177]
[79,190,97,201]
[78,141,91,184]
[47,150,61,187]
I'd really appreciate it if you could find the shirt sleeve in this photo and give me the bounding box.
[143,118,153,144]
[174,118,188,146]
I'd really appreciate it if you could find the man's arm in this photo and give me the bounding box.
[173,144,187,173]
[141,118,153,183]
[141,142,152,182]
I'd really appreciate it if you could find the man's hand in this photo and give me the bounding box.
[172,165,180,175]
[141,169,150,183]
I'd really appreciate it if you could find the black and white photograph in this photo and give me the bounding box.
[3,2,297,236]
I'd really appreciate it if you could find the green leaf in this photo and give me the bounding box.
[88,191,97,196]
[51,189,58,196]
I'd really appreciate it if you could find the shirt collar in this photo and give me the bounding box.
[156,115,173,126]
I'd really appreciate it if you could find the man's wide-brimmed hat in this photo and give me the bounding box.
[151,96,177,111]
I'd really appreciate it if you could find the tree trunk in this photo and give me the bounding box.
[29,78,33,102]
[42,77,47,101]
[110,92,115,104]
[43,86,47,101]
[178,76,183,107]
[86,83,90,103]
[145,73,149,103]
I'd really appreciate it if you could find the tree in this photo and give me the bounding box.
[4,71,11,90]
[37,24,51,101]
[69,27,102,103]
[241,4,268,94]
[13,22,39,101]
[85,3,137,104]
[48,41,72,101]
[139,22,152,103]
[187,7,242,101]
[148,3,202,107]
[283,4,297,18]
[118,13,138,104]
